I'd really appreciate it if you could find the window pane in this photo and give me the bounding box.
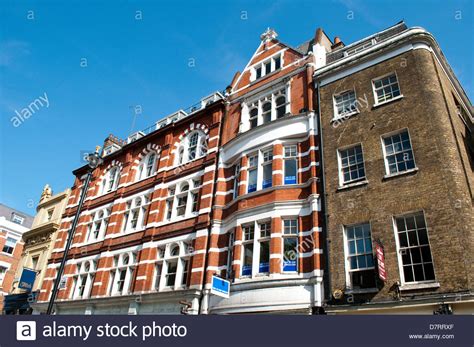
[259,241,270,273]
[274,56,281,70]
[283,238,297,271]
[242,244,253,276]
[248,169,257,193]
[263,164,272,189]
[284,159,297,184]
[396,212,435,283]
[339,145,365,184]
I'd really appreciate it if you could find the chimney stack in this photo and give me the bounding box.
[331,36,344,49]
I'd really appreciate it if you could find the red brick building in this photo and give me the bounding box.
[204,28,328,314]
[34,93,225,314]
[33,22,473,315]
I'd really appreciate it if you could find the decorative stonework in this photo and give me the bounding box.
[171,123,210,155]
[25,232,52,246]
[39,184,52,203]
[260,28,278,42]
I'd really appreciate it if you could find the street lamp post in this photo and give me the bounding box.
[46,147,102,314]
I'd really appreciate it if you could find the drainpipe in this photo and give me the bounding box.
[315,80,332,308]
[198,97,228,314]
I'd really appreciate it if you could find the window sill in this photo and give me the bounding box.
[1,252,13,257]
[330,111,359,123]
[171,155,206,170]
[383,167,418,180]
[337,179,368,191]
[372,95,404,108]
[399,282,440,291]
[159,213,199,226]
[345,288,379,294]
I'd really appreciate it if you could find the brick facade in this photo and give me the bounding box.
[32,22,473,315]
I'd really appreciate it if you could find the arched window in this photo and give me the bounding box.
[88,208,110,242]
[170,244,180,257]
[188,133,199,161]
[137,152,157,181]
[102,166,120,194]
[262,102,272,124]
[176,184,189,216]
[165,179,200,221]
[175,131,207,166]
[249,107,258,129]
[71,259,96,299]
[121,194,150,232]
[276,95,286,118]
[178,147,184,165]
[108,252,136,296]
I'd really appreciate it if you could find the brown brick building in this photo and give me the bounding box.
[315,22,473,314]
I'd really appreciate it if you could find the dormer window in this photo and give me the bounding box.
[251,53,283,82]
[103,144,121,156]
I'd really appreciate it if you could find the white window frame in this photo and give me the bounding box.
[71,260,96,299]
[136,151,158,181]
[232,162,241,199]
[0,266,8,284]
[110,252,136,296]
[165,179,201,222]
[250,52,283,82]
[337,143,366,186]
[156,242,191,291]
[240,84,290,133]
[282,218,298,273]
[392,211,436,285]
[121,195,150,233]
[333,89,359,120]
[11,213,24,225]
[381,128,417,177]
[101,166,120,194]
[87,208,110,242]
[2,236,17,255]
[343,222,376,290]
[174,130,207,166]
[241,224,255,277]
[372,72,403,106]
[247,147,274,194]
[261,148,273,189]
[284,145,298,185]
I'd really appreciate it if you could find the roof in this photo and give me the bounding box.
[0,203,34,228]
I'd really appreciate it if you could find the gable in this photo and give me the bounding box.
[232,40,304,92]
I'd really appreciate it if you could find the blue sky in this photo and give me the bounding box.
[1,0,472,215]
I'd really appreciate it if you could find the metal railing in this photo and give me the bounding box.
[129,91,225,141]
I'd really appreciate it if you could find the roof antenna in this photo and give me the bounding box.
[128,104,142,135]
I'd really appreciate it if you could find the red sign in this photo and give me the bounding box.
[375,243,387,282]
